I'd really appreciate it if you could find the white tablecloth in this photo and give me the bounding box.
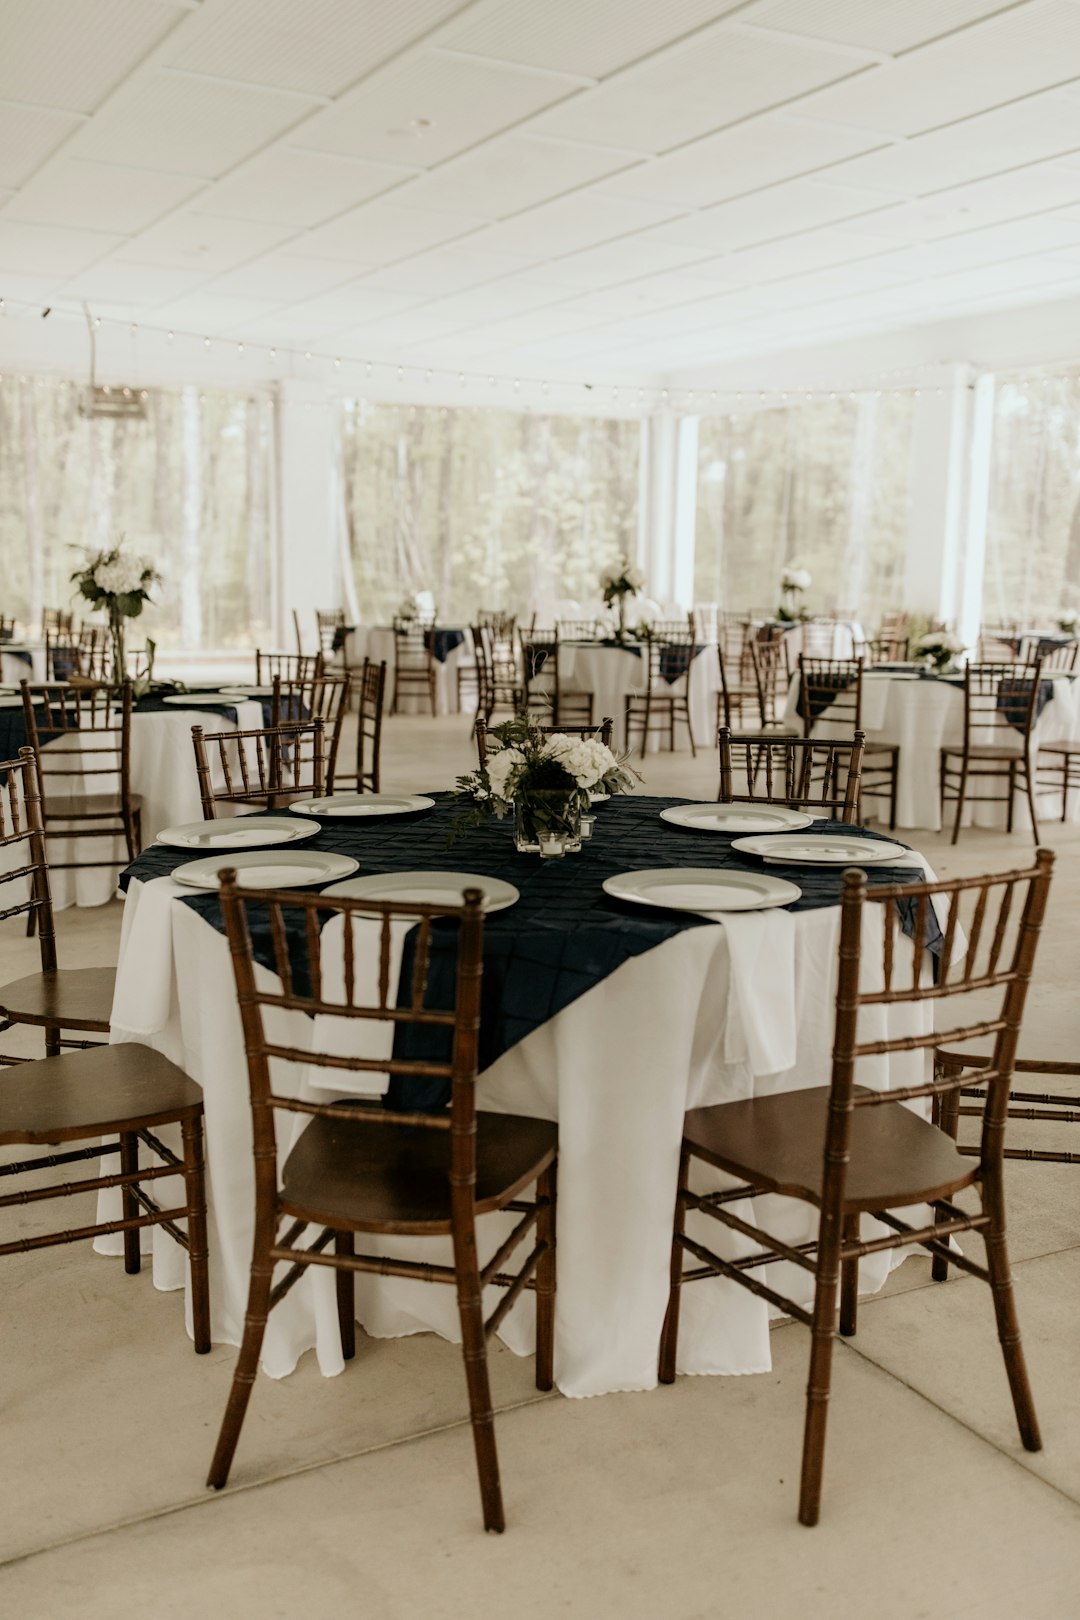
[783,670,1080,830]
[340,627,474,716]
[1,645,47,685]
[103,867,935,1396]
[558,642,721,753]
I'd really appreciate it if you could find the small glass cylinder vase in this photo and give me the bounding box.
[108,608,126,686]
[616,597,627,642]
[514,791,582,857]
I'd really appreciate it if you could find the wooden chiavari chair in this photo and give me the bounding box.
[693,602,719,642]
[932,1051,1079,1208]
[191,719,327,818]
[0,614,17,641]
[271,671,350,792]
[0,750,210,1352]
[556,618,602,641]
[0,748,117,1055]
[1021,635,1079,671]
[749,634,792,731]
[21,680,141,894]
[940,662,1043,844]
[470,625,522,726]
[660,849,1055,1525]
[861,632,910,664]
[800,618,841,658]
[348,656,386,793]
[475,715,613,769]
[976,622,1020,662]
[625,627,697,757]
[391,617,437,715]
[520,624,593,728]
[1037,719,1080,820]
[45,629,88,681]
[315,609,347,662]
[42,608,74,634]
[799,656,900,828]
[255,650,322,684]
[717,727,864,824]
[206,875,557,1531]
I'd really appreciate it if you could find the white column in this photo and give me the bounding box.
[274,378,336,647]
[673,415,699,609]
[903,364,975,625]
[955,374,995,650]
[637,410,698,607]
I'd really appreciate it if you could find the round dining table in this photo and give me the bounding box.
[557,639,722,753]
[338,625,474,716]
[104,796,938,1398]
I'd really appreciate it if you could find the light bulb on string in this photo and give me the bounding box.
[396,366,404,381]
[237,343,244,354]
[424,369,431,382]
[333,357,340,369]
[365,361,372,375]
[167,330,173,343]
[203,336,210,349]
[304,350,312,361]
[513,379,520,392]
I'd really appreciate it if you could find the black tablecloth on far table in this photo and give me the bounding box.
[121,795,937,1109]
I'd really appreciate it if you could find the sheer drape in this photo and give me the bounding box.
[983,378,1080,626]
[339,400,640,620]
[692,395,915,626]
[0,377,275,649]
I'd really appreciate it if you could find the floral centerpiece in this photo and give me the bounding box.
[71,541,161,685]
[777,565,811,623]
[452,715,638,856]
[913,629,965,674]
[1059,616,1078,636]
[395,593,419,622]
[601,560,645,642]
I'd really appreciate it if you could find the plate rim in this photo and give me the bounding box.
[602,865,801,912]
[659,802,813,832]
[171,848,358,889]
[287,792,435,817]
[156,814,322,850]
[321,869,520,912]
[731,832,909,864]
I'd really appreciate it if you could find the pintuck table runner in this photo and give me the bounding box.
[0,688,276,760]
[121,795,938,1106]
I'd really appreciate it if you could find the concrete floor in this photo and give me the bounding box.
[2,712,1078,1619]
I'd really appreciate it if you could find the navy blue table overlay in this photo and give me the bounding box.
[121,795,939,1110]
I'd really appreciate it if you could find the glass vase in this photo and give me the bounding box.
[514,792,582,857]
[108,608,126,686]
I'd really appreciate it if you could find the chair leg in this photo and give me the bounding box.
[932,1083,962,1282]
[981,1173,1041,1452]
[798,1226,843,1527]
[1022,756,1040,844]
[335,1229,356,1361]
[534,1163,557,1393]
[888,753,898,831]
[206,1226,275,1487]
[658,1147,691,1385]
[454,1240,505,1533]
[1006,762,1015,833]
[44,1024,61,1059]
[951,757,969,845]
[120,1131,141,1276]
[181,1112,212,1354]
[839,1212,859,1337]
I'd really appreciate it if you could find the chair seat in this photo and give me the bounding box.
[0,1041,203,1143]
[0,965,116,1030]
[683,1085,976,1212]
[43,791,143,818]
[863,742,899,758]
[941,745,1024,760]
[1038,739,1079,754]
[281,1107,558,1234]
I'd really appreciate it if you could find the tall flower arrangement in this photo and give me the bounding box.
[912,629,965,673]
[601,560,645,641]
[777,565,811,622]
[71,541,161,685]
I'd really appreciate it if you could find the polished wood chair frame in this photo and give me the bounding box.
[0,748,117,1056]
[391,617,437,715]
[625,629,697,757]
[315,608,347,663]
[191,718,327,817]
[21,679,142,882]
[1021,636,1079,671]
[940,661,1042,845]
[933,1050,1080,1177]
[717,727,865,823]
[255,649,322,684]
[271,672,350,792]
[520,626,593,729]
[352,656,386,792]
[475,715,613,770]
[207,876,557,1532]
[0,751,210,1347]
[799,655,899,828]
[659,850,1054,1525]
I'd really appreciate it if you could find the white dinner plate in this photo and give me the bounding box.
[218,685,274,698]
[157,814,322,851]
[732,832,910,866]
[161,692,239,707]
[864,670,922,681]
[602,867,801,914]
[660,802,813,834]
[172,849,358,890]
[287,793,435,818]
[0,695,23,708]
[322,870,519,913]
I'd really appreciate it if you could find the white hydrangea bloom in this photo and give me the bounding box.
[541,734,617,789]
[95,554,149,595]
[781,567,812,592]
[485,746,524,802]
[915,630,965,654]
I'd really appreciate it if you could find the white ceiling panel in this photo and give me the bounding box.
[0,103,85,190]
[58,260,212,308]
[352,246,535,297]
[0,221,123,278]
[703,225,906,285]
[651,179,890,253]
[7,159,205,235]
[292,54,583,170]
[472,191,682,260]
[417,278,576,323]
[0,0,189,114]
[534,237,707,289]
[193,149,416,229]
[287,201,485,266]
[531,28,873,153]
[797,2,1080,136]
[867,216,1080,278]
[741,0,1017,55]
[112,212,297,272]
[274,285,429,328]
[163,0,468,99]
[600,114,884,209]
[854,163,1080,242]
[332,309,469,349]
[150,292,283,333]
[77,72,322,177]
[824,92,1080,196]
[442,0,746,78]
[208,254,373,303]
[392,134,644,219]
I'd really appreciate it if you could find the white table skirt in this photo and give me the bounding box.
[340,627,473,717]
[779,621,862,662]
[6,701,266,910]
[102,876,934,1397]
[558,643,721,753]
[783,670,1080,831]
[1,646,47,685]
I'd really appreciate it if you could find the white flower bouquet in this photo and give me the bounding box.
[601,559,646,640]
[71,539,161,684]
[452,716,637,852]
[913,629,965,673]
[777,564,812,622]
[395,593,419,621]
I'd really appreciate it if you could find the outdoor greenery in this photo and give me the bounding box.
[983,377,1080,625]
